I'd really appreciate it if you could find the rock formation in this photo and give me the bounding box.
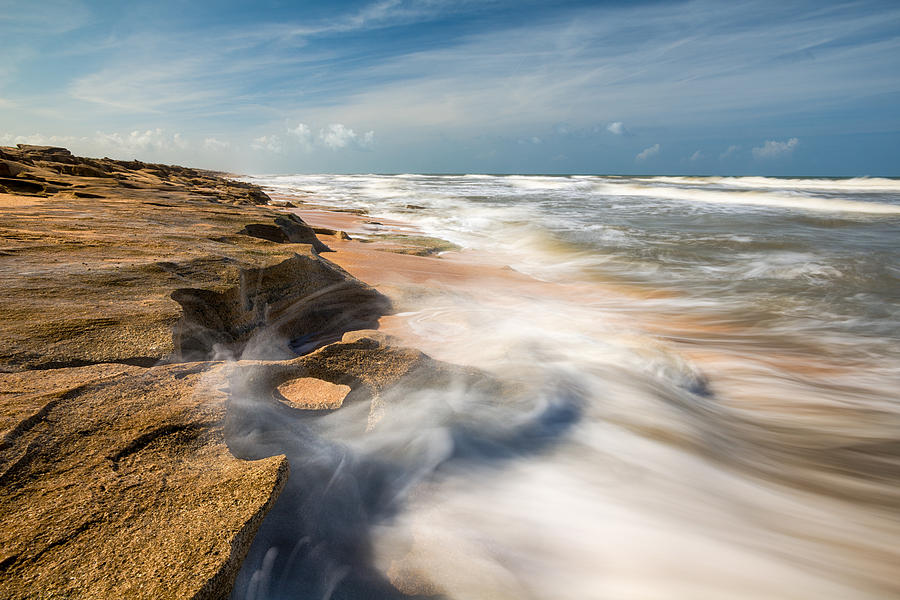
[0,146,391,598]
[0,145,515,599]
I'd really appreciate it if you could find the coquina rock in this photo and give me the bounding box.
[0,146,387,371]
[0,147,391,598]
[0,362,288,599]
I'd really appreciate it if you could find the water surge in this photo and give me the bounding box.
[235,174,900,599]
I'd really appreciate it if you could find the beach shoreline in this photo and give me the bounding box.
[0,146,446,599]
[2,148,899,599]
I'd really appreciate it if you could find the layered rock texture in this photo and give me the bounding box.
[0,145,383,371]
[0,146,391,598]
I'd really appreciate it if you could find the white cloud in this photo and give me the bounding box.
[287,122,314,151]
[752,137,798,159]
[203,137,232,151]
[606,122,626,135]
[636,143,660,161]
[288,123,311,140]
[689,150,703,161]
[317,123,375,150]
[720,144,740,159]
[251,135,283,153]
[2,129,194,161]
[94,129,187,153]
[269,2,900,144]
[45,0,900,159]
[0,132,78,146]
[280,0,483,37]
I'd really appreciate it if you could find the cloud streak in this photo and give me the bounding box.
[636,144,660,161]
[720,145,740,160]
[2,1,898,173]
[752,138,799,159]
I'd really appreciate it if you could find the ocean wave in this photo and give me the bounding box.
[503,175,583,191]
[592,183,900,214]
[697,253,842,282]
[633,176,900,193]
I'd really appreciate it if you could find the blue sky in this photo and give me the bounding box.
[1,0,898,174]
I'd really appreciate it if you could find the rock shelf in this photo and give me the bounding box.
[0,146,394,598]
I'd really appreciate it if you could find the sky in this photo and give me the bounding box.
[1,0,898,175]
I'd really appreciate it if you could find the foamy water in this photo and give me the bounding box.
[236,174,900,599]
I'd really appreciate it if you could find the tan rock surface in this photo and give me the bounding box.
[0,362,288,599]
[0,147,394,598]
[227,331,504,440]
[0,144,386,371]
[275,377,352,410]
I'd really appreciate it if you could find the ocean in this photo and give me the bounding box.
[237,174,900,599]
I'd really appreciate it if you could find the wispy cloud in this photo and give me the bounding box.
[752,138,799,159]
[274,0,498,38]
[280,1,900,138]
[68,59,235,113]
[636,143,660,161]
[203,137,233,151]
[3,1,899,172]
[251,135,283,153]
[94,129,187,153]
[0,132,79,146]
[606,122,626,135]
[0,0,92,34]
[689,150,703,162]
[720,144,740,159]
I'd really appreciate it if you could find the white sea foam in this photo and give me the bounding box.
[236,171,900,599]
[592,182,900,214]
[503,175,584,191]
[638,175,900,193]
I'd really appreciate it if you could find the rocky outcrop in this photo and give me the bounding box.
[0,145,270,205]
[0,148,386,372]
[0,362,288,600]
[0,147,392,598]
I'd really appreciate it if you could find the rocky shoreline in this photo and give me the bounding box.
[0,146,466,598]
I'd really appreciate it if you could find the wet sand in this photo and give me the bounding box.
[289,202,859,381]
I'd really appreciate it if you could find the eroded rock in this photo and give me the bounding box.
[0,147,396,598]
[275,377,351,410]
[0,362,288,599]
[0,147,387,371]
[0,144,270,205]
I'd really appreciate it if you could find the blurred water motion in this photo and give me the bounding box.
[234,174,900,599]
